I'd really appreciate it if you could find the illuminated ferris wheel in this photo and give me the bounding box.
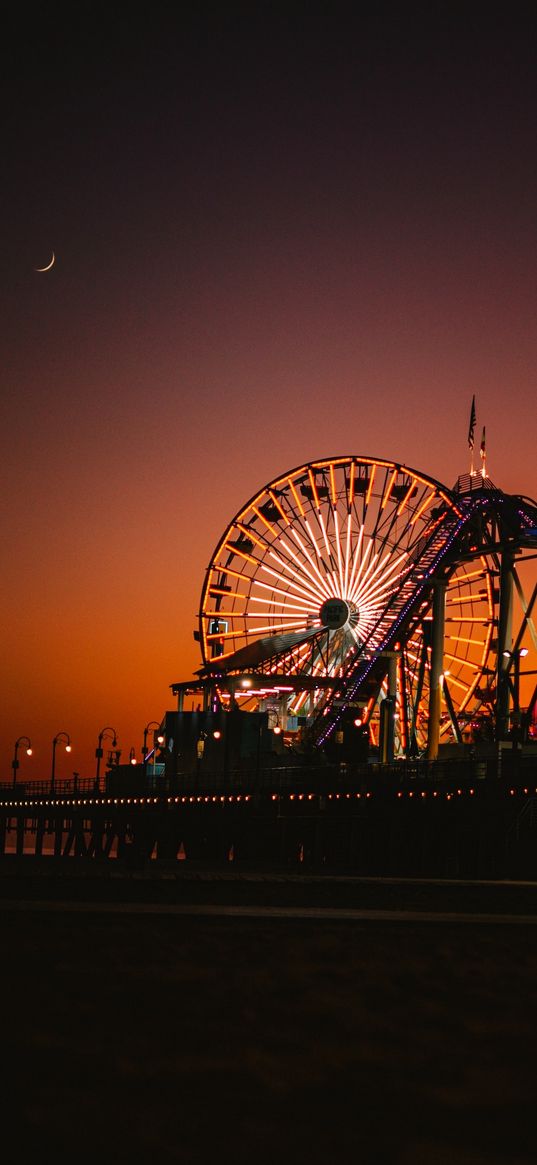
[198,456,495,751]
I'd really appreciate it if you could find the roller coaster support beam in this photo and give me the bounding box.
[496,550,514,740]
[427,580,447,761]
[379,652,398,764]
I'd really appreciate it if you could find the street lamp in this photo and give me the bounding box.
[12,736,32,786]
[142,720,162,770]
[95,726,118,788]
[129,747,137,765]
[152,730,165,779]
[267,709,282,735]
[503,649,529,745]
[51,732,71,792]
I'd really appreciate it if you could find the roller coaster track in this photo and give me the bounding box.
[314,487,537,747]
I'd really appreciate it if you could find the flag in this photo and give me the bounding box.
[480,426,486,459]
[468,395,476,449]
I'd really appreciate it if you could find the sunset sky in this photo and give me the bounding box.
[2,6,537,780]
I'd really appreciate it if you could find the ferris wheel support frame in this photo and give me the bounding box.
[496,549,515,740]
[448,488,537,747]
[426,579,447,762]
[383,536,537,756]
[378,652,398,763]
[496,569,537,743]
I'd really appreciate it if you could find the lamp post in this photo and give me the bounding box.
[12,736,32,787]
[152,730,165,779]
[504,648,529,747]
[142,721,162,772]
[129,747,137,766]
[500,647,528,745]
[95,726,118,789]
[51,732,71,793]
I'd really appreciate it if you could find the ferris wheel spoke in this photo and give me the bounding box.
[234,520,269,550]
[287,477,306,518]
[375,482,423,557]
[364,464,377,508]
[213,565,249,584]
[266,490,290,525]
[303,517,328,565]
[306,467,322,509]
[244,613,314,623]
[206,621,309,642]
[349,541,376,601]
[444,652,479,670]
[250,593,318,613]
[346,461,355,509]
[448,566,487,586]
[409,490,436,527]
[252,577,319,607]
[446,590,488,605]
[250,504,280,537]
[348,531,374,599]
[361,545,405,596]
[208,586,245,601]
[381,467,398,511]
[346,524,365,598]
[396,480,419,517]
[316,509,337,567]
[343,512,353,596]
[443,673,468,693]
[258,563,328,608]
[265,548,332,605]
[267,547,327,599]
[354,564,404,609]
[288,525,335,595]
[352,549,388,603]
[331,509,346,594]
[221,543,260,570]
[279,534,333,600]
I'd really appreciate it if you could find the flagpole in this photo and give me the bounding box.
[468,395,476,475]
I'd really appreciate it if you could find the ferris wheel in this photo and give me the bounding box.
[198,456,495,752]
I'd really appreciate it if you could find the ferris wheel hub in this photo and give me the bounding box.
[319,597,358,630]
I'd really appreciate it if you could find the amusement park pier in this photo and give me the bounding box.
[2,455,537,877]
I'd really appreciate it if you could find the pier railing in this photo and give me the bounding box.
[1,752,536,802]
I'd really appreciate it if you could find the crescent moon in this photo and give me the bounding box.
[34,251,55,272]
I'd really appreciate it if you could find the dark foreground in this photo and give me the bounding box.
[3,870,537,1164]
